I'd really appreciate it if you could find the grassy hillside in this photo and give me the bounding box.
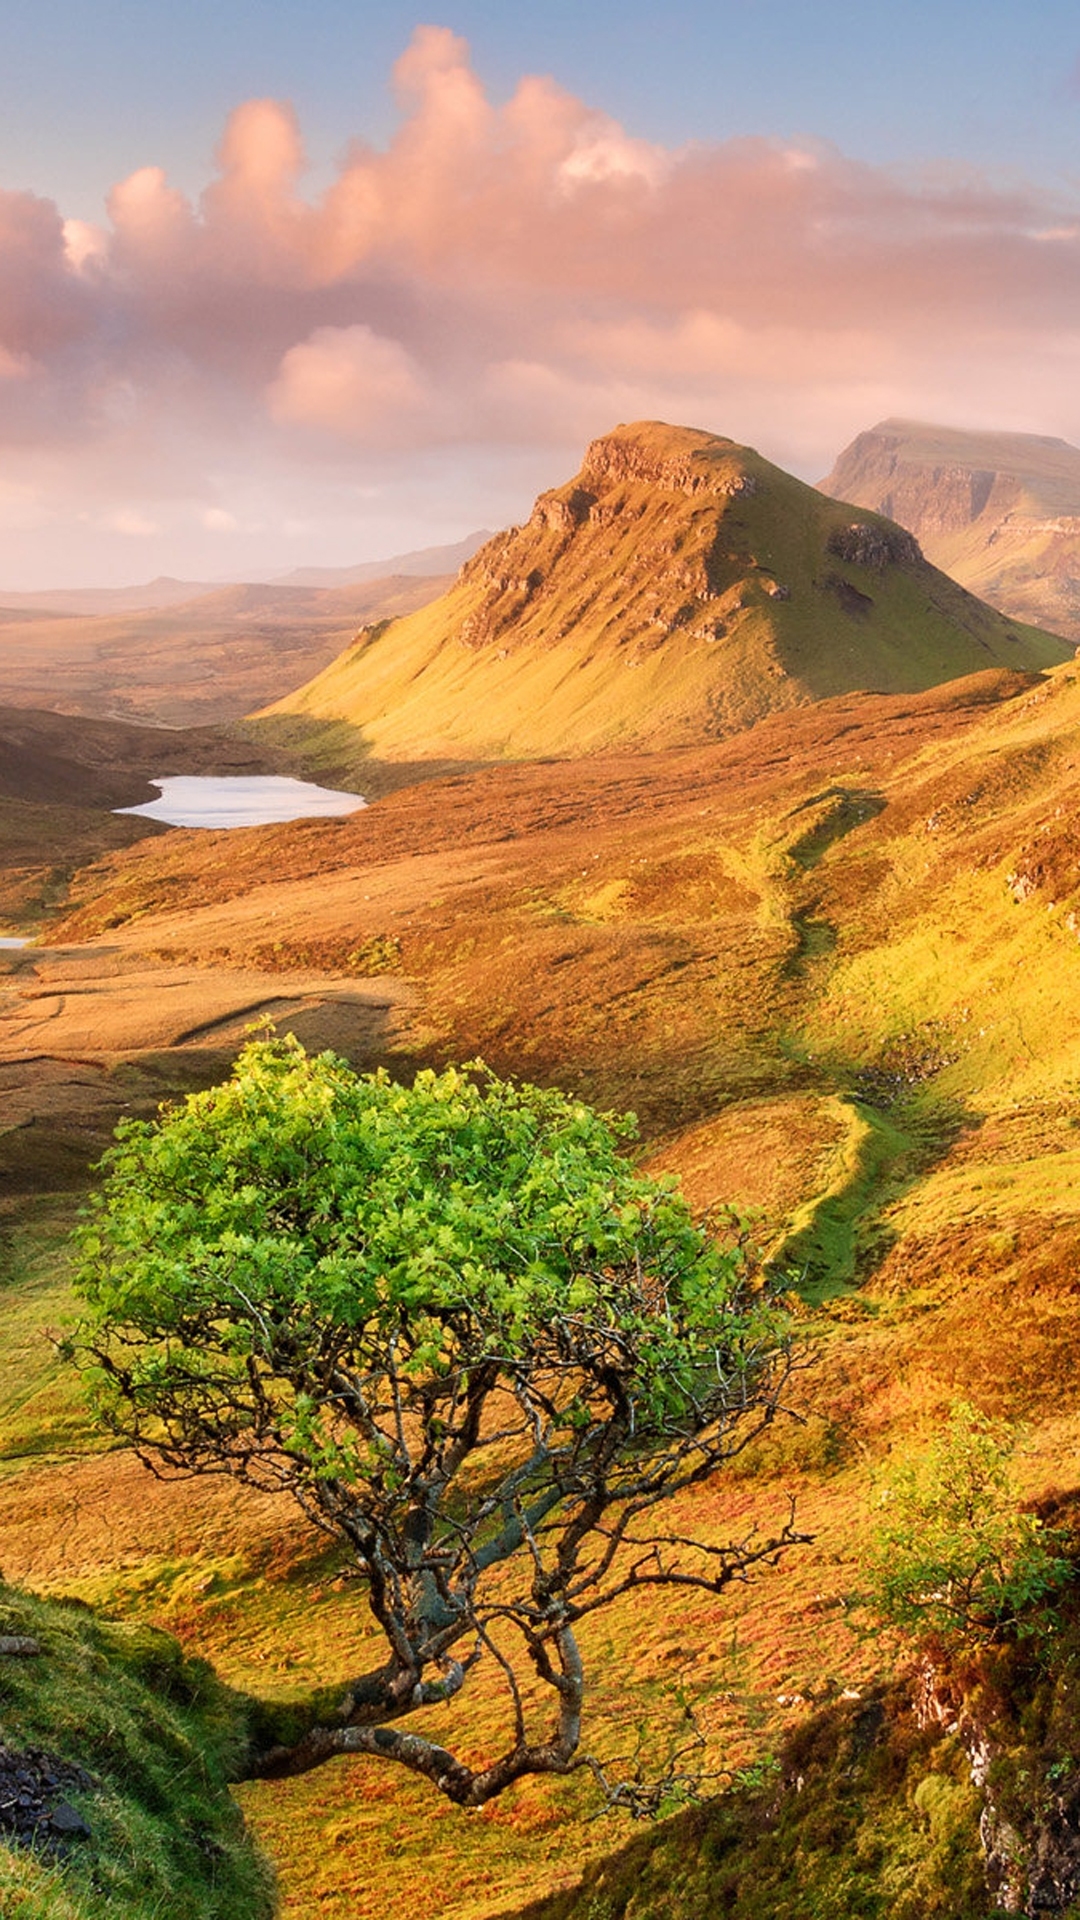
[0,705,288,933]
[7,660,1080,1913]
[822,418,1080,640]
[0,1583,272,1920]
[513,1567,1080,1920]
[259,422,1069,766]
[512,1686,991,1920]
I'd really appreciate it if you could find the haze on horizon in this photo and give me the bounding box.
[2,0,1080,589]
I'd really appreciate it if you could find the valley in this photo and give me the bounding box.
[0,567,462,730]
[4,423,1080,1918]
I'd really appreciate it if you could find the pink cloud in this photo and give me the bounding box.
[268,323,430,442]
[3,24,1080,582]
[0,190,88,360]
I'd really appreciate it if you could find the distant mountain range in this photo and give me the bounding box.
[7,421,1080,752]
[272,533,492,590]
[0,533,490,620]
[821,419,1080,640]
[263,420,1069,763]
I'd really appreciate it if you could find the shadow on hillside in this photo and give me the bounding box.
[238,711,492,800]
[785,786,888,870]
[508,1679,993,1920]
[764,1021,975,1296]
[837,1081,974,1290]
[0,953,415,1219]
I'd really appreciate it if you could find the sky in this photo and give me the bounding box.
[2,1,1080,587]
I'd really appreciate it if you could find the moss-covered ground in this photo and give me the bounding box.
[511,1687,993,1920]
[0,1583,273,1920]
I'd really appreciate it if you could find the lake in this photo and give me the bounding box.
[115,775,367,830]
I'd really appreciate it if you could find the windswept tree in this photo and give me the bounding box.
[73,1036,801,1807]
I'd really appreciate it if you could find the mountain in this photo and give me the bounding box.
[0,538,491,614]
[820,418,1080,639]
[262,421,1069,763]
[0,571,453,729]
[0,575,226,617]
[273,532,492,589]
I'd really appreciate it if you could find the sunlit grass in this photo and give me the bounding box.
[0,1203,91,1463]
[0,1584,274,1919]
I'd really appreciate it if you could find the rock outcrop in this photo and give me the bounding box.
[915,1653,1080,1917]
[0,1745,94,1857]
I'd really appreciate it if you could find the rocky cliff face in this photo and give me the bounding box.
[914,1642,1080,1919]
[455,425,781,659]
[822,424,1010,541]
[821,420,1080,639]
[451,419,1000,667]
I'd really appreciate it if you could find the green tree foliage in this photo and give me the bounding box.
[72,1036,798,1806]
[864,1403,1068,1647]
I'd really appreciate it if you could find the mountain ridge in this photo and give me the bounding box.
[272,531,491,590]
[0,572,454,730]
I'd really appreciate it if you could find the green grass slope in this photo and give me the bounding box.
[511,1686,990,1920]
[261,421,1069,764]
[0,1583,272,1920]
[515,1485,1080,1920]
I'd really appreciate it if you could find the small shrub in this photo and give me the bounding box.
[863,1403,1069,1646]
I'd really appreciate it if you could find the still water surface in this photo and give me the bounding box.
[116,775,367,830]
